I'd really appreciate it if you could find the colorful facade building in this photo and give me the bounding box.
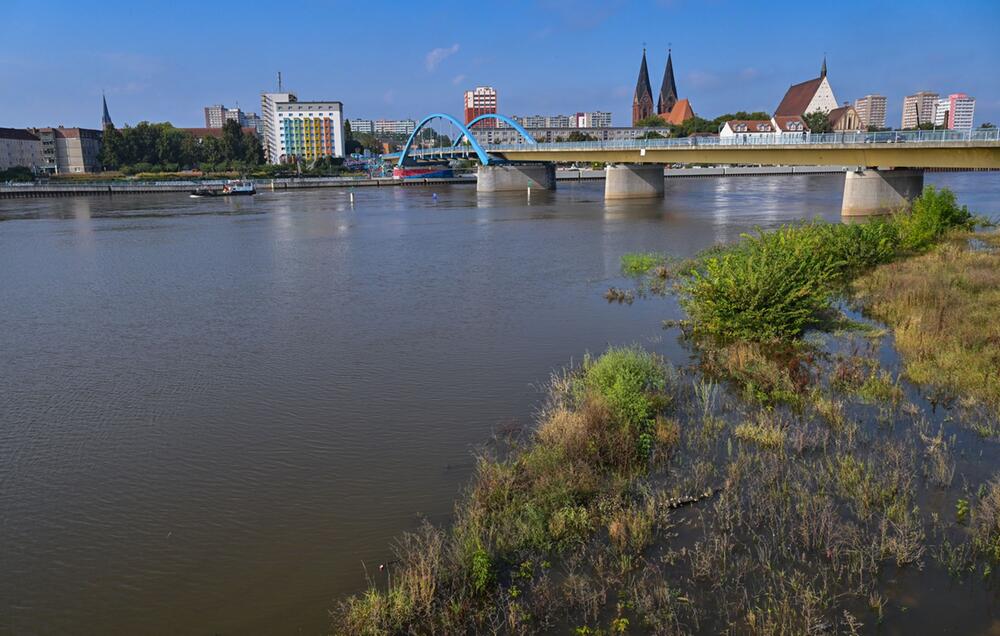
[275,100,344,162]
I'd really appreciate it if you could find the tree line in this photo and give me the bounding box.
[100,119,264,173]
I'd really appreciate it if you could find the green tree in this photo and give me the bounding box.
[803,110,832,134]
[566,131,597,142]
[221,120,246,164]
[99,125,124,170]
[635,115,667,128]
[980,122,995,129]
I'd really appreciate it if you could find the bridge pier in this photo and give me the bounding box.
[841,168,925,216]
[477,164,555,193]
[604,164,665,200]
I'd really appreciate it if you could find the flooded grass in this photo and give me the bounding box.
[329,188,1000,634]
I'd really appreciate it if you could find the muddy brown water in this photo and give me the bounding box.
[2,173,999,634]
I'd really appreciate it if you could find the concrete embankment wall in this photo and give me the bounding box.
[0,176,475,199]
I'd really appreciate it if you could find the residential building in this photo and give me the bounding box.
[470,126,671,145]
[854,95,887,129]
[204,105,263,136]
[775,58,838,117]
[934,93,976,130]
[464,86,498,128]
[721,116,810,140]
[373,119,417,135]
[274,100,345,161]
[30,127,102,174]
[632,49,655,124]
[576,111,612,128]
[901,91,938,129]
[349,119,374,134]
[260,91,297,162]
[719,119,776,140]
[0,128,43,171]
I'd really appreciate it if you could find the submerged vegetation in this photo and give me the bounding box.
[331,187,1000,634]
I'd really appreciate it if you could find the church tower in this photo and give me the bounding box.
[657,49,678,115]
[632,49,655,125]
[101,94,114,130]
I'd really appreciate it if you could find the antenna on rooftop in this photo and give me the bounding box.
[278,71,283,92]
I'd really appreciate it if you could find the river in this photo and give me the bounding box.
[1,173,998,634]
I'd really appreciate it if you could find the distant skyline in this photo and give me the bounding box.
[2,0,998,130]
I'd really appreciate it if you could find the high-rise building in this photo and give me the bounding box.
[934,93,976,130]
[464,86,498,128]
[632,49,654,124]
[274,100,344,162]
[901,91,938,129]
[854,95,887,129]
[261,91,297,162]
[204,105,263,135]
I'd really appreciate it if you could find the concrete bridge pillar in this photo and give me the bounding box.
[477,163,555,193]
[604,164,665,200]
[841,169,925,216]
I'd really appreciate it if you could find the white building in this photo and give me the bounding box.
[348,119,374,134]
[0,127,43,171]
[260,91,297,163]
[935,93,976,130]
[274,100,345,162]
[719,119,776,140]
[373,119,417,135]
[774,69,838,117]
[576,111,612,128]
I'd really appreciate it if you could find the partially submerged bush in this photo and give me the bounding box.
[575,346,671,459]
[620,252,666,277]
[678,187,972,343]
[896,186,972,251]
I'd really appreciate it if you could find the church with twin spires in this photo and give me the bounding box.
[632,48,694,127]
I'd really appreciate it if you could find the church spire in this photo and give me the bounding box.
[820,55,827,78]
[632,48,654,125]
[101,93,114,129]
[657,47,678,115]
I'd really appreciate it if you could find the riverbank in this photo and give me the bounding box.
[330,188,1000,634]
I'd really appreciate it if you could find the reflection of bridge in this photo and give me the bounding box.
[387,116,1000,214]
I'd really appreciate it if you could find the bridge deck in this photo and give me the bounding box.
[387,129,1000,169]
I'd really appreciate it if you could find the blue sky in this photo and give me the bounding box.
[2,0,998,130]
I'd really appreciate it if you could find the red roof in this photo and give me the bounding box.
[659,98,695,126]
[775,77,823,116]
[772,115,808,132]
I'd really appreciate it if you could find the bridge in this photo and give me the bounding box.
[386,115,1000,215]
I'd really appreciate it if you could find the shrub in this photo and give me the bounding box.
[680,224,840,341]
[896,186,972,251]
[575,347,670,458]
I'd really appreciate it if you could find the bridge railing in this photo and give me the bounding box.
[399,127,1000,158]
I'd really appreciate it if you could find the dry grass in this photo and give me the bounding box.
[853,231,1000,420]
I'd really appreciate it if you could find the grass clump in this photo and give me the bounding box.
[620,252,666,277]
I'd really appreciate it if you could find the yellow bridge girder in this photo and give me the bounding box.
[388,142,1000,170]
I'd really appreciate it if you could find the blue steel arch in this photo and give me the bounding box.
[397,113,492,166]
[452,114,537,147]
